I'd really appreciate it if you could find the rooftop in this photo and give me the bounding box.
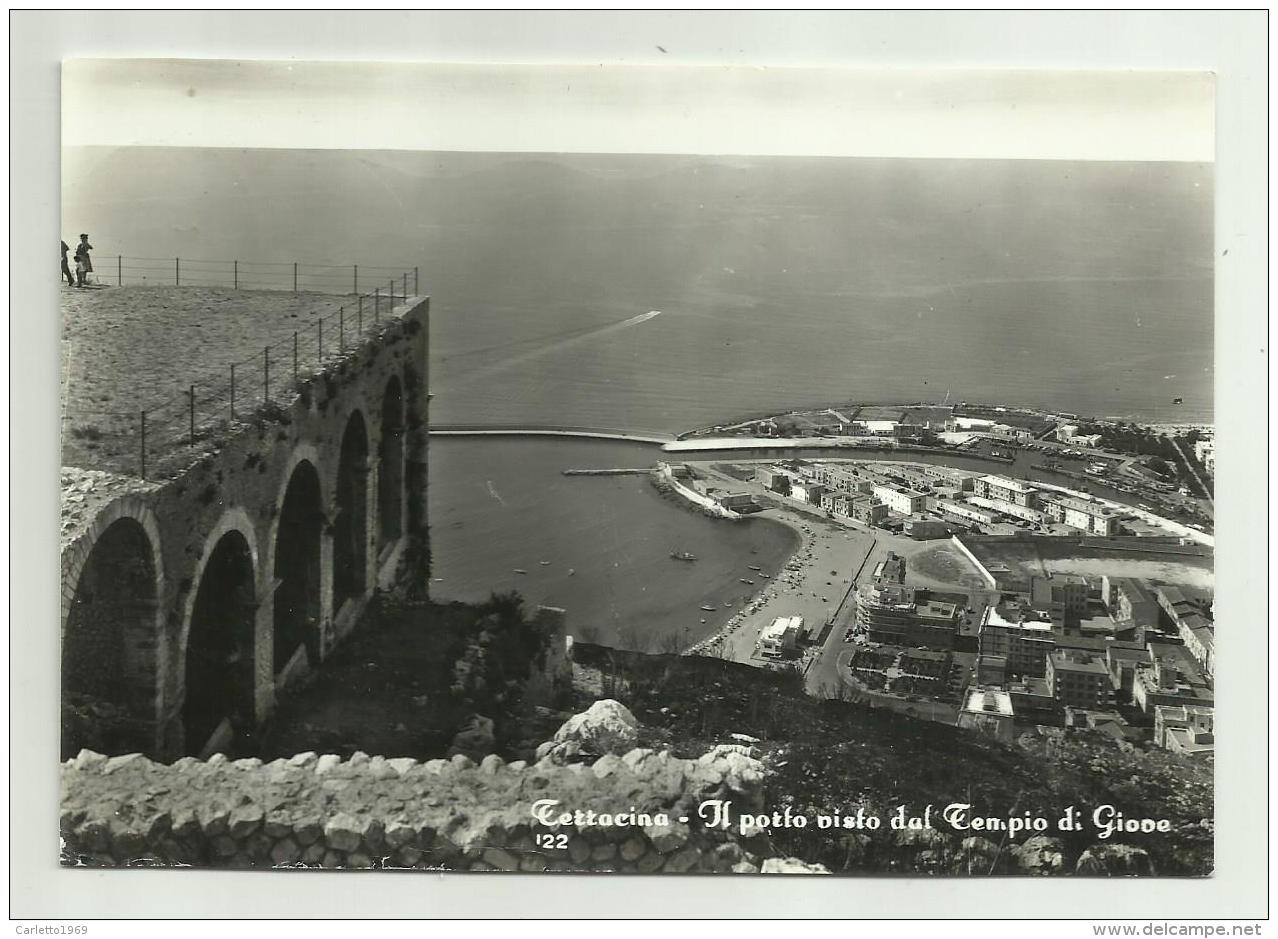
[978,475,1036,494]
[963,688,1014,717]
[1049,649,1110,675]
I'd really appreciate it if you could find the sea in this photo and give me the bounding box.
[62,147,1215,647]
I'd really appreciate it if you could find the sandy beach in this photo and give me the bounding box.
[685,468,879,665]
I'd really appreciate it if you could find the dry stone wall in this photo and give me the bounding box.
[60,701,820,874]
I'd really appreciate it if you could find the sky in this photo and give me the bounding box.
[62,59,1214,162]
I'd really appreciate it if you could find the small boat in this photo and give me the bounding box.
[671,551,697,562]
[539,560,552,566]
[740,578,755,585]
[513,569,527,574]
[700,604,717,612]
[567,568,576,576]
[748,565,763,572]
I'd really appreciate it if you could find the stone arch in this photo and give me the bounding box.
[180,511,259,756]
[333,409,370,610]
[377,375,405,551]
[61,502,164,758]
[272,458,325,676]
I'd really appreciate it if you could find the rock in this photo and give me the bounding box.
[314,754,342,776]
[301,843,327,865]
[730,733,760,745]
[102,753,145,775]
[384,822,417,849]
[731,859,760,874]
[591,843,618,863]
[1011,835,1068,876]
[482,847,520,871]
[323,813,366,853]
[286,752,318,768]
[551,700,639,757]
[635,851,665,873]
[620,837,648,862]
[387,757,418,777]
[227,805,264,839]
[450,714,496,761]
[478,754,504,774]
[957,836,1005,874]
[534,741,555,762]
[664,847,701,873]
[644,819,690,854]
[1075,844,1156,876]
[270,838,301,865]
[567,837,591,865]
[760,857,830,874]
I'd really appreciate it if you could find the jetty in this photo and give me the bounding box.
[562,468,653,476]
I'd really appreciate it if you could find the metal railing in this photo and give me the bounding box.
[92,255,418,298]
[62,259,422,480]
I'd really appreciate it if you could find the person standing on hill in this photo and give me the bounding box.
[74,233,93,287]
[60,240,75,286]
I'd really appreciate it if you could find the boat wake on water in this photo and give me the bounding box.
[436,310,664,390]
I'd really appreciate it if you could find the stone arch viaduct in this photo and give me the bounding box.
[59,298,430,761]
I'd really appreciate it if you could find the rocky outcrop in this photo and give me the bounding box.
[1075,844,1156,876]
[1010,835,1067,875]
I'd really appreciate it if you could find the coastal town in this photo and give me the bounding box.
[649,401,1214,764]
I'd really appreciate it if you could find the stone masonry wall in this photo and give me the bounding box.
[60,297,430,759]
[60,701,824,874]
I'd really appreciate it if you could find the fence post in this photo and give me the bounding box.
[139,410,147,479]
[264,347,270,404]
[175,257,180,286]
[189,385,196,445]
[354,264,358,296]
[414,266,418,296]
[339,306,345,352]
[230,363,236,420]
[293,262,298,293]
[375,287,380,323]
[234,260,238,290]
[118,255,122,286]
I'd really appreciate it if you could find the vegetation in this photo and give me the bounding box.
[571,644,1213,875]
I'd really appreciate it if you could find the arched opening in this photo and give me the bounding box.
[273,460,323,675]
[62,517,157,758]
[377,376,405,551]
[183,530,256,756]
[333,410,369,610]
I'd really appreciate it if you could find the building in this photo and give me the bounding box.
[1006,676,1057,721]
[1154,705,1215,757]
[760,616,803,658]
[715,492,758,512]
[1132,645,1214,715]
[1041,495,1120,536]
[936,499,998,526]
[855,582,960,650]
[1030,574,1089,622]
[1105,643,1154,704]
[813,464,875,495]
[1056,425,1103,448]
[756,466,793,495]
[1046,649,1111,709]
[974,475,1040,508]
[904,518,955,540]
[873,552,907,584]
[790,480,827,505]
[850,496,888,526]
[978,604,1055,677]
[968,495,1045,524]
[1193,439,1215,476]
[976,654,1007,685]
[872,483,926,516]
[957,688,1016,742]
[1106,577,1161,631]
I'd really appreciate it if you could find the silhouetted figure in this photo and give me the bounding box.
[60,241,74,286]
[74,233,93,287]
